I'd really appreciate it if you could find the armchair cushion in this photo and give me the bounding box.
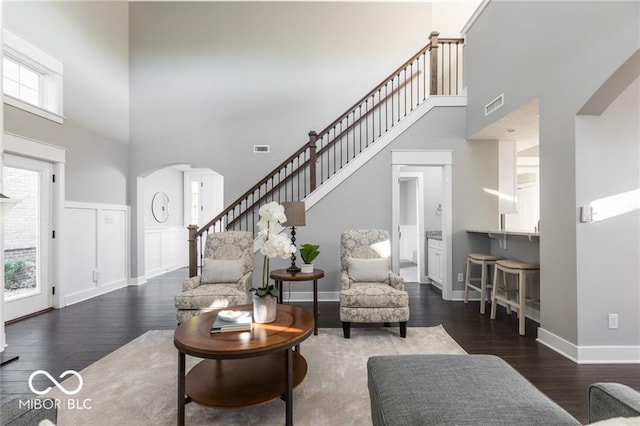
[202,258,244,284]
[347,257,390,283]
[341,282,409,308]
[174,283,247,310]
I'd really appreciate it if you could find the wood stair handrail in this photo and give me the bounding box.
[195,140,313,239]
[315,32,460,140]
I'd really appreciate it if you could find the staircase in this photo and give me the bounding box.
[188,31,464,277]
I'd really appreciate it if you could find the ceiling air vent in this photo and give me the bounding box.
[253,145,270,153]
[485,94,504,116]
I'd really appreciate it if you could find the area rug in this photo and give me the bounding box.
[49,326,466,426]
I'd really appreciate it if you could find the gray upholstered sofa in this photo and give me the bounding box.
[1,398,57,426]
[367,354,640,425]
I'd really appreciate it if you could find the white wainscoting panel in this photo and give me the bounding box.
[144,226,188,278]
[61,202,129,306]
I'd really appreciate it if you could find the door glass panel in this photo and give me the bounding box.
[3,166,39,301]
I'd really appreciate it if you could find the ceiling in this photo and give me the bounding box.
[468,98,539,155]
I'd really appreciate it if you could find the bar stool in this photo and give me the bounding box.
[463,253,503,314]
[490,259,540,335]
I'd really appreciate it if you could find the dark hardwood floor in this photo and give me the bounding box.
[2,268,639,423]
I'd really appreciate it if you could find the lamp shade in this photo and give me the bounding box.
[281,201,306,227]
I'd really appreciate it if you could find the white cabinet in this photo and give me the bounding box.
[427,238,443,284]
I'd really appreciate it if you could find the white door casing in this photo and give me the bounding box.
[391,150,453,300]
[3,154,52,321]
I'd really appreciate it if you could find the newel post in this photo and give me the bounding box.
[188,224,198,278]
[429,31,439,96]
[308,131,318,192]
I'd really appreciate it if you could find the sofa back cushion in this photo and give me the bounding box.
[347,257,389,283]
[202,258,244,283]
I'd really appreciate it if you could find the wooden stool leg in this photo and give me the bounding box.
[490,265,499,320]
[503,271,512,315]
[463,257,471,304]
[519,270,527,335]
[479,261,487,314]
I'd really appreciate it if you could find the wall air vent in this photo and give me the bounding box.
[485,94,504,116]
[253,145,270,153]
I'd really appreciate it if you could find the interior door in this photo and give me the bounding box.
[3,154,52,321]
[399,177,419,282]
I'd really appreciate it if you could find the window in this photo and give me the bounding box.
[2,28,63,123]
[3,57,41,106]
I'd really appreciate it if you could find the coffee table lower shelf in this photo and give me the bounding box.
[185,351,308,408]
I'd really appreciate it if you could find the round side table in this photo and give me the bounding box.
[270,268,324,335]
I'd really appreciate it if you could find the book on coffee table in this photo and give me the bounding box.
[211,310,252,334]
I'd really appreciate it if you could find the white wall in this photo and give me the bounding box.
[142,167,187,278]
[144,227,187,279]
[433,0,483,37]
[61,202,128,306]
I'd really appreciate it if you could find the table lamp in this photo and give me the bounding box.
[282,201,306,272]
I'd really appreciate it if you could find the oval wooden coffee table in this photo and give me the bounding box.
[174,304,314,426]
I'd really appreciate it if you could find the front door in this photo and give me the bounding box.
[3,154,52,321]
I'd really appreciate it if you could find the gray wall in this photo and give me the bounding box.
[3,1,130,205]
[275,105,497,296]
[464,1,640,347]
[575,77,640,346]
[143,167,184,228]
[127,1,434,279]
[128,1,433,199]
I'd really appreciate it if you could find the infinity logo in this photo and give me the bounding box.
[28,370,83,396]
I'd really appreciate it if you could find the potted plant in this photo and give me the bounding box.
[252,201,296,323]
[299,243,320,273]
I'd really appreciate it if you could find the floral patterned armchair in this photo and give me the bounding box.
[340,229,410,338]
[174,231,253,324]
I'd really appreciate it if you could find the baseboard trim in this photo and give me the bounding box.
[63,279,128,307]
[576,345,640,364]
[4,308,55,326]
[537,327,579,362]
[144,264,186,281]
[537,328,640,364]
[129,276,148,286]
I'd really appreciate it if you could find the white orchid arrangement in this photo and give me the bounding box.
[254,201,296,298]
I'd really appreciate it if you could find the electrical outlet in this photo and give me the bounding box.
[457,273,464,282]
[608,313,619,329]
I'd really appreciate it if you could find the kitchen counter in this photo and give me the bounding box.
[466,229,539,253]
[467,229,539,238]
